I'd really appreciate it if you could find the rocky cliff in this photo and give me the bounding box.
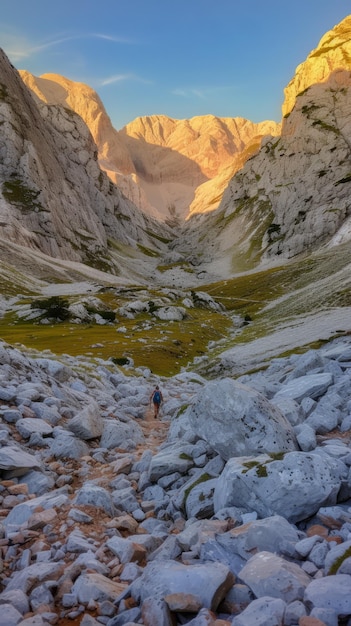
[180,68,351,273]
[0,51,171,282]
[120,114,280,220]
[19,71,160,220]
[20,72,280,221]
[5,14,351,284]
[282,14,351,117]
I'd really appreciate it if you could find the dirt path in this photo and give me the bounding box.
[137,404,169,456]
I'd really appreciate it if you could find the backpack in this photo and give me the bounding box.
[153,390,161,403]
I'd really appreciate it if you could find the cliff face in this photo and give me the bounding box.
[19,71,135,175]
[121,114,279,180]
[282,15,351,117]
[20,72,280,221]
[182,68,351,273]
[6,14,351,283]
[0,51,170,279]
[121,114,280,219]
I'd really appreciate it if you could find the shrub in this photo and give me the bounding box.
[111,356,129,366]
[31,296,70,321]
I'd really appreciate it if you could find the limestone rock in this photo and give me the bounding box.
[74,483,115,517]
[131,560,234,611]
[68,402,103,440]
[0,48,170,281]
[0,446,42,478]
[273,373,333,403]
[239,551,311,603]
[184,68,351,273]
[100,418,144,450]
[20,70,280,221]
[19,71,135,175]
[120,114,280,219]
[304,574,351,616]
[282,15,351,116]
[184,378,297,461]
[49,431,90,459]
[15,418,53,440]
[231,596,286,626]
[214,451,347,523]
[71,572,128,604]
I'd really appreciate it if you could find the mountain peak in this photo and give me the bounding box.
[282,14,351,117]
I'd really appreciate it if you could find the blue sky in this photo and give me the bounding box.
[1,1,350,130]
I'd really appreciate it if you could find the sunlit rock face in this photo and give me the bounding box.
[20,70,280,221]
[18,15,351,228]
[19,71,135,175]
[119,114,280,219]
[1,50,169,272]
[182,68,351,272]
[282,15,351,117]
[13,14,351,276]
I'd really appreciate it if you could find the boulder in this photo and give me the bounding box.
[0,603,23,626]
[214,452,347,523]
[185,477,217,520]
[239,551,311,603]
[153,306,186,321]
[5,561,64,593]
[184,378,297,461]
[0,446,42,478]
[49,431,90,459]
[273,373,333,403]
[304,574,351,616]
[16,418,53,439]
[75,483,115,516]
[71,572,128,604]
[232,596,286,626]
[149,443,194,481]
[131,560,234,611]
[240,515,301,556]
[68,401,103,440]
[35,358,73,382]
[100,419,144,450]
[3,490,69,532]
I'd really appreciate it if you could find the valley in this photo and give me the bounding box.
[1,13,351,626]
[1,238,351,379]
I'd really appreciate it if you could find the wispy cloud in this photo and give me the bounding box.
[172,88,207,100]
[100,74,152,87]
[93,33,136,44]
[1,31,136,62]
[172,85,233,99]
[100,73,135,86]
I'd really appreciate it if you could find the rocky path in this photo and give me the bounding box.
[2,339,351,625]
[137,405,169,452]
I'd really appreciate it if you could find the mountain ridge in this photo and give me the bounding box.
[0,16,351,360]
[19,71,281,222]
[282,14,351,117]
[174,64,351,277]
[0,50,173,285]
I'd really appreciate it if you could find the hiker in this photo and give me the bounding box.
[150,385,163,418]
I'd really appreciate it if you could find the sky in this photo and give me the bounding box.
[1,1,350,130]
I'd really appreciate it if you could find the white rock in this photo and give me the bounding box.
[273,373,333,403]
[131,560,234,611]
[232,595,286,626]
[239,551,311,603]
[184,378,297,461]
[0,446,42,478]
[214,451,347,523]
[68,401,103,440]
[16,418,53,439]
[304,574,351,616]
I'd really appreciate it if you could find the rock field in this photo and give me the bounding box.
[1,335,351,625]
